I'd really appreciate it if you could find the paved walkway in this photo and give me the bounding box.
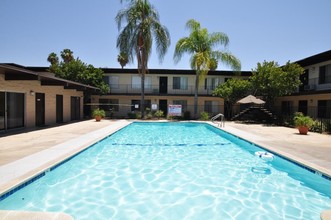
[0,120,330,220]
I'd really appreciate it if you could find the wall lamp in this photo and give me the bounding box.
[30,90,35,96]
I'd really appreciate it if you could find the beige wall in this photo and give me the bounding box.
[0,74,84,128]
[275,93,331,117]
[91,94,224,117]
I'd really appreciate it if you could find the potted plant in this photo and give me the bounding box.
[92,108,105,122]
[293,112,314,135]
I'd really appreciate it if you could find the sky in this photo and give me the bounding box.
[0,0,330,71]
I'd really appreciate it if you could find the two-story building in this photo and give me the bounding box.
[275,50,331,119]
[92,69,251,118]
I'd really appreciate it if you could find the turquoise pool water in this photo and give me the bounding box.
[0,122,330,219]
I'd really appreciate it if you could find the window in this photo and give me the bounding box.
[173,100,187,112]
[99,99,119,112]
[131,100,151,111]
[132,76,152,89]
[205,78,220,90]
[204,101,219,113]
[173,77,188,90]
[281,101,293,115]
[109,76,119,89]
[318,100,331,118]
[319,64,331,84]
[103,76,109,84]
[298,100,308,115]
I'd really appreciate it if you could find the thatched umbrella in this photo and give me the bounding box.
[237,95,265,104]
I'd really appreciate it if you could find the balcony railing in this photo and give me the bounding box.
[301,77,331,91]
[108,84,217,96]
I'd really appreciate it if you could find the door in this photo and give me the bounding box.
[298,100,308,115]
[35,93,45,126]
[0,92,5,131]
[159,77,168,94]
[71,96,81,121]
[56,95,63,123]
[159,99,168,115]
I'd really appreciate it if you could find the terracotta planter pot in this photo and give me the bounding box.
[298,126,309,135]
[95,116,102,122]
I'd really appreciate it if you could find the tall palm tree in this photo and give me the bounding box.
[117,52,129,69]
[174,19,241,117]
[60,49,74,63]
[47,52,59,73]
[47,52,59,65]
[116,0,170,118]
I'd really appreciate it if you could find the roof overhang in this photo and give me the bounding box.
[295,50,331,67]
[0,64,100,92]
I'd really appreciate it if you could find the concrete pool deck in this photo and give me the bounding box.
[0,119,330,219]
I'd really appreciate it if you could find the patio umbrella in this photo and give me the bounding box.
[237,95,265,104]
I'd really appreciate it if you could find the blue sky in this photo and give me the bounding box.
[0,0,330,71]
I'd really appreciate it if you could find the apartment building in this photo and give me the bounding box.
[0,64,99,131]
[275,50,331,119]
[92,69,251,118]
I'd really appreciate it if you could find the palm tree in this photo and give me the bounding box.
[47,52,59,65]
[116,0,170,118]
[174,19,241,118]
[47,52,59,73]
[60,49,74,63]
[117,52,129,69]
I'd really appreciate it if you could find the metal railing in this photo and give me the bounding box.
[300,77,331,92]
[108,84,216,96]
[211,113,225,127]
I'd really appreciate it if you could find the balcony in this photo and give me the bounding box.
[108,84,216,96]
[301,77,331,92]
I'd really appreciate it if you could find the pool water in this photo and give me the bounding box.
[0,122,330,219]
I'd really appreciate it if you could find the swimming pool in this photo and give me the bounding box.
[0,122,330,219]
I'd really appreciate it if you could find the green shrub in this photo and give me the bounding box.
[324,120,331,133]
[293,112,313,128]
[154,110,164,119]
[200,112,209,121]
[309,120,324,133]
[127,111,141,119]
[92,108,105,118]
[145,112,153,119]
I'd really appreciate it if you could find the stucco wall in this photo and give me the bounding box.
[0,73,84,128]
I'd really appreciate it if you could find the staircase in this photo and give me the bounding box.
[231,107,277,123]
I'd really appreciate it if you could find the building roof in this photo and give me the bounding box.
[101,68,252,76]
[0,64,100,92]
[294,50,331,67]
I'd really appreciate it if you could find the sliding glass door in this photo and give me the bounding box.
[0,92,5,131]
[7,92,25,129]
[0,91,25,131]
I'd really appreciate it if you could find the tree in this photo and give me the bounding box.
[213,78,251,118]
[60,49,74,63]
[47,50,109,94]
[174,19,241,118]
[117,52,129,68]
[116,0,170,118]
[250,61,304,108]
[47,52,59,73]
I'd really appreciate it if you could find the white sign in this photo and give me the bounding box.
[168,105,182,116]
[151,104,158,110]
